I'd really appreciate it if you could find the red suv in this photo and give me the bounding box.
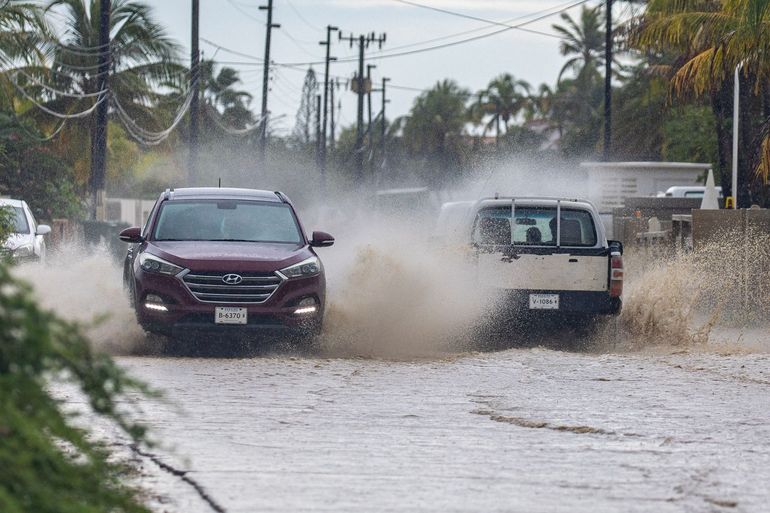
[119,188,334,340]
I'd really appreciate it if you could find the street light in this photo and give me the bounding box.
[731,60,745,209]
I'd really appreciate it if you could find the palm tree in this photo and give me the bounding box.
[552,5,606,86]
[401,79,470,184]
[549,5,608,157]
[0,1,45,63]
[0,2,47,114]
[633,0,770,205]
[32,0,181,180]
[474,73,531,149]
[199,59,254,131]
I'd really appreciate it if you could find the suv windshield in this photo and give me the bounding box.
[473,206,597,247]
[153,200,303,243]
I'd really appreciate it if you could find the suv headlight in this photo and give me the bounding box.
[279,256,321,279]
[139,253,184,275]
[13,244,34,258]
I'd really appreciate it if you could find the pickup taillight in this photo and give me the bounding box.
[609,253,623,297]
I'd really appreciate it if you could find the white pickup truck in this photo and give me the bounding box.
[437,197,623,318]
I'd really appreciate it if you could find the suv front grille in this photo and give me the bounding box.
[182,271,283,304]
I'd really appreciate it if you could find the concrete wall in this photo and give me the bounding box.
[105,198,156,227]
[692,208,770,250]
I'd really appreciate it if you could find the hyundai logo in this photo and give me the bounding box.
[222,274,243,285]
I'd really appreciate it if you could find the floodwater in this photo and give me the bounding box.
[15,227,770,512]
[117,343,770,513]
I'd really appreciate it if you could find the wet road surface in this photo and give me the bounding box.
[115,345,770,513]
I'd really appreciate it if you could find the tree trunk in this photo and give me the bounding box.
[739,71,760,207]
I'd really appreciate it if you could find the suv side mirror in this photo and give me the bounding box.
[36,224,51,236]
[310,231,334,248]
[119,227,144,244]
[608,239,623,255]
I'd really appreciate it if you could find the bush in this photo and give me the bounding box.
[0,114,84,220]
[0,262,153,513]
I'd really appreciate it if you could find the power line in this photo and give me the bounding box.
[281,0,593,66]
[3,66,107,99]
[200,0,591,69]
[390,0,562,39]
[284,0,323,32]
[200,38,264,62]
[378,0,586,55]
[112,90,194,146]
[7,76,109,119]
[278,28,320,58]
[204,103,266,136]
[224,0,265,23]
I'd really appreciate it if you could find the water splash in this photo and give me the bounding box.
[13,244,146,354]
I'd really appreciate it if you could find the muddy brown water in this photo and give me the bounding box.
[112,344,769,513]
[15,239,770,512]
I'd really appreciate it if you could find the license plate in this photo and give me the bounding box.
[529,294,559,310]
[215,307,248,325]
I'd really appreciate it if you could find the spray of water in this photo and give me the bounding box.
[615,228,770,352]
[11,156,769,356]
[13,244,146,355]
[318,230,486,358]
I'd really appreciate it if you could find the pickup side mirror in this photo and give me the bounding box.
[119,227,144,244]
[310,230,334,248]
[36,224,51,236]
[608,239,623,255]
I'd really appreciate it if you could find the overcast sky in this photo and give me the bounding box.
[148,0,629,136]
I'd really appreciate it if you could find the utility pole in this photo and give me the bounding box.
[315,94,322,175]
[366,63,376,165]
[319,25,338,192]
[339,31,386,182]
[381,77,390,172]
[90,0,110,221]
[329,79,337,152]
[189,0,200,186]
[258,0,280,167]
[603,0,612,161]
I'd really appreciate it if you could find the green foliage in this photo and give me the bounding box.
[401,80,471,185]
[0,113,83,219]
[0,205,13,245]
[0,262,154,512]
[663,105,719,167]
[499,126,547,156]
[552,5,606,86]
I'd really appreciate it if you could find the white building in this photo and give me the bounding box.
[580,161,712,213]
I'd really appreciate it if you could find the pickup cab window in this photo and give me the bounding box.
[473,206,597,247]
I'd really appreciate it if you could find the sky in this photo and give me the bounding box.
[147,0,625,136]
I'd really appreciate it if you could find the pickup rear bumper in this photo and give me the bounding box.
[496,289,621,316]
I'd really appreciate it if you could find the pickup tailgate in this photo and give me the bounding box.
[477,251,608,292]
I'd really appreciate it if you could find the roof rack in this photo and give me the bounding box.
[274,191,288,203]
[477,195,588,203]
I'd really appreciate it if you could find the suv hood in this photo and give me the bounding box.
[147,241,312,273]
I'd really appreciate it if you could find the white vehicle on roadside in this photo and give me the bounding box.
[657,186,723,198]
[437,196,623,320]
[0,198,50,263]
